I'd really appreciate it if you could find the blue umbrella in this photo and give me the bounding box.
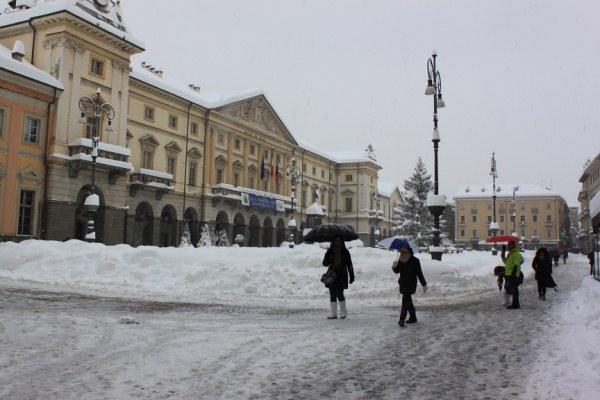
[377,236,421,253]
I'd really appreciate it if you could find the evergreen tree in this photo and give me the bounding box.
[216,230,230,247]
[394,157,433,244]
[178,223,193,248]
[197,224,213,247]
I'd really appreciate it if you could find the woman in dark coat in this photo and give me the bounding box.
[392,243,427,327]
[532,247,554,300]
[322,236,355,319]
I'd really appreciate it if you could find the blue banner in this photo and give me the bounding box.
[248,194,277,211]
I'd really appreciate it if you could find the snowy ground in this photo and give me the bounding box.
[0,240,599,399]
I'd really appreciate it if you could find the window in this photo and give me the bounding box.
[500,215,505,222]
[460,215,465,223]
[546,215,552,223]
[460,229,465,237]
[321,171,325,179]
[168,115,178,129]
[24,116,40,144]
[345,198,353,212]
[312,167,316,176]
[533,215,538,222]
[233,173,239,187]
[142,150,153,169]
[216,168,223,184]
[144,106,154,121]
[345,174,353,182]
[191,122,198,135]
[0,107,5,136]
[472,215,477,223]
[188,162,197,186]
[167,157,176,178]
[487,216,492,223]
[217,133,225,144]
[546,202,552,209]
[249,177,255,189]
[84,117,97,139]
[18,190,35,235]
[249,144,255,155]
[472,229,477,237]
[302,164,307,173]
[520,215,525,223]
[90,57,104,76]
[235,139,241,150]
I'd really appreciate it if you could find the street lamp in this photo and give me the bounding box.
[512,186,519,236]
[78,88,115,241]
[425,50,446,261]
[489,153,500,254]
[286,156,300,247]
[375,191,381,242]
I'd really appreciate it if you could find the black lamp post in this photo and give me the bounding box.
[489,153,500,253]
[78,88,115,241]
[286,156,300,248]
[425,50,446,261]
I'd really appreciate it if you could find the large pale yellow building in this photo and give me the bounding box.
[0,1,399,246]
[578,152,600,252]
[453,184,570,249]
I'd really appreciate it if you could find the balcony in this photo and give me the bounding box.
[470,208,478,214]
[129,168,174,200]
[531,207,539,213]
[66,138,132,183]
[212,183,288,213]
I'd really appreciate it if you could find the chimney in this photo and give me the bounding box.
[11,40,25,61]
[189,84,201,93]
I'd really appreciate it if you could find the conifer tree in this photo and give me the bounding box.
[393,157,434,244]
[179,223,193,248]
[197,224,213,247]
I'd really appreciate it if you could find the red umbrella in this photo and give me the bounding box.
[486,235,520,243]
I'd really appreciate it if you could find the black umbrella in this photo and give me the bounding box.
[304,223,358,243]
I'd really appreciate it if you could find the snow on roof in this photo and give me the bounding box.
[0,0,144,50]
[377,182,399,197]
[454,183,563,199]
[0,42,63,89]
[130,64,264,110]
[294,137,383,168]
[306,202,325,216]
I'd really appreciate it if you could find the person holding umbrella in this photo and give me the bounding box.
[392,241,428,327]
[322,236,355,319]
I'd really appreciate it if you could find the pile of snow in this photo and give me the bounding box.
[1,239,525,308]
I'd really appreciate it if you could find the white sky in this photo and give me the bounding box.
[120,0,600,206]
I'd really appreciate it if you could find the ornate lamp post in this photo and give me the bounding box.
[489,153,500,254]
[78,88,115,241]
[425,50,446,261]
[512,186,519,236]
[286,156,300,248]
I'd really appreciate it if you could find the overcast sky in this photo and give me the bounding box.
[120,0,599,206]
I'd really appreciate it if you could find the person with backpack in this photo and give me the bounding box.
[532,247,554,301]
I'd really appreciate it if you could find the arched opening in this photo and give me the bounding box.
[184,207,199,246]
[276,218,286,246]
[159,205,178,247]
[249,215,260,247]
[215,211,230,245]
[134,202,154,246]
[262,217,273,247]
[74,185,105,242]
[233,213,246,246]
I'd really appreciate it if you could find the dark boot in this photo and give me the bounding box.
[507,294,520,309]
[398,306,407,327]
[406,305,417,323]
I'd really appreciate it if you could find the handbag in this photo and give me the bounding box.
[321,267,337,288]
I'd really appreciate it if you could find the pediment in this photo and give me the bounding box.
[165,141,182,152]
[216,95,297,146]
[187,147,202,158]
[139,134,160,147]
[18,166,43,185]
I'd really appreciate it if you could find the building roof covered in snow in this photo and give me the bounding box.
[0,41,63,89]
[454,183,564,200]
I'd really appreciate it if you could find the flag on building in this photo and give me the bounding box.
[275,163,280,185]
[260,154,265,180]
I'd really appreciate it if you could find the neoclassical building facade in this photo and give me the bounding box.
[0,0,401,246]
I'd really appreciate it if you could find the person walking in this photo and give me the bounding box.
[532,247,553,301]
[504,241,522,309]
[588,250,595,275]
[392,242,428,327]
[322,236,354,319]
[552,248,560,267]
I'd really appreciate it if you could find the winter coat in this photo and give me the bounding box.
[392,255,427,294]
[504,247,522,278]
[322,247,354,290]
[532,255,552,283]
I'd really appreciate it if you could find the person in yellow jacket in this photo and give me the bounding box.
[503,241,522,309]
